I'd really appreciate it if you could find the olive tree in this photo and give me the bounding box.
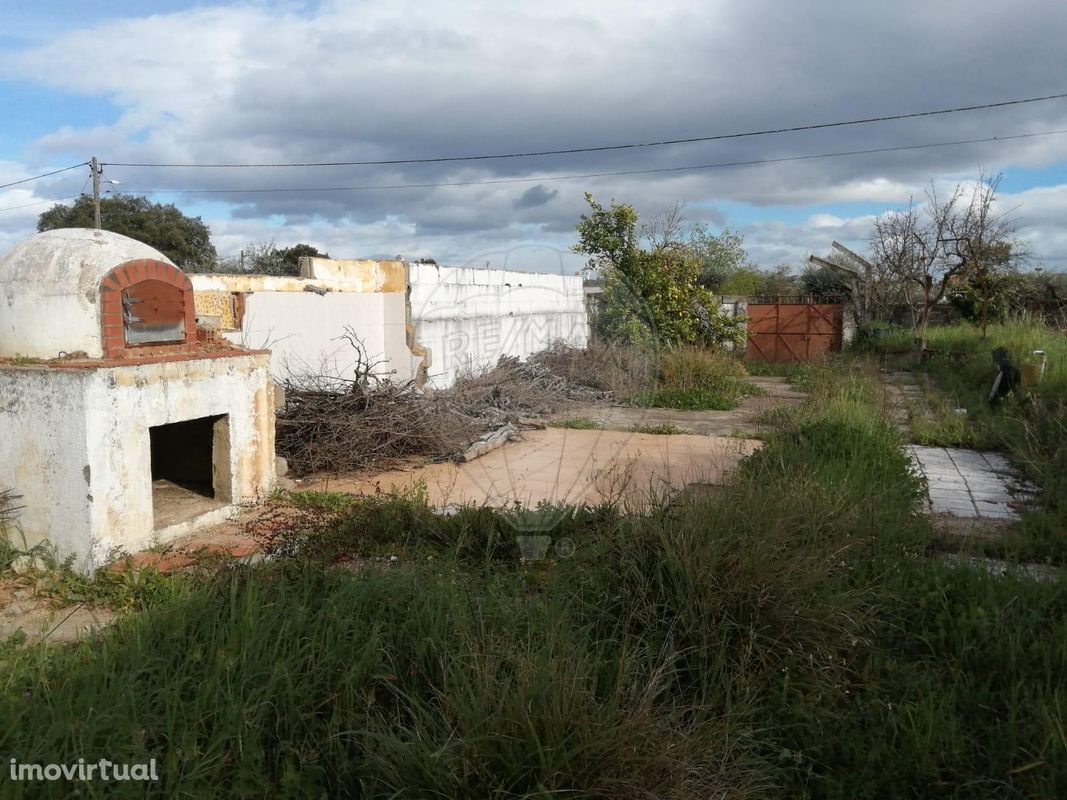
[573,194,746,349]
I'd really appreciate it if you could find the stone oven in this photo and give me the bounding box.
[0,229,276,571]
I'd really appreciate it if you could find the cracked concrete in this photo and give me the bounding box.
[907,445,1033,520]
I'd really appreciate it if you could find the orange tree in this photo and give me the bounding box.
[573,194,745,348]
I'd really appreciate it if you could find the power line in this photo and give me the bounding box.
[0,162,89,190]
[100,92,1067,169]
[117,128,1067,196]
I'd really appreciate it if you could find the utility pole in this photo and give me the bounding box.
[90,156,101,230]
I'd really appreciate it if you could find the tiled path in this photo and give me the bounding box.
[906,445,1030,520]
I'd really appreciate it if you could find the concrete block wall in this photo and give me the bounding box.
[408,263,588,388]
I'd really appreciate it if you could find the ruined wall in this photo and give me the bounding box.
[191,265,413,383]
[407,264,588,388]
[192,259,589,389]
[0,353,275,571]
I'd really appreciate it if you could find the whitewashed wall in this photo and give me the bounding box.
[191,270,413,384]
[229,292,410,384]
[192,262,590,389]
[408,264,588,388]
[0,354,275,572]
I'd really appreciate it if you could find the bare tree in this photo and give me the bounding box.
[641,202,687,251]
[871,173,1019,347]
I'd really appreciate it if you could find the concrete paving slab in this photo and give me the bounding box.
[907,445,1035,521]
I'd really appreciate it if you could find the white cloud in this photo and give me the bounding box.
[1,1,1066,267]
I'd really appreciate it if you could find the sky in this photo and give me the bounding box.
[2,0,1067,274]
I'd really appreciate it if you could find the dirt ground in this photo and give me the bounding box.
[0,577,116,645]
[300,376,805,509]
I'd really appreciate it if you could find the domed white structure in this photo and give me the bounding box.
[0,228,193,360]
[0,229,275,571]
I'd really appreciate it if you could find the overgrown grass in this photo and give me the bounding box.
[629,346,760,410]
[0,512,193,613]
[1,362,1064,797]
[869,316,1067,563]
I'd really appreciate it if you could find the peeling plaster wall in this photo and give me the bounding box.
[0,367,93,562]
[190,264,413,383]
[407,264,588,388]
[0,354,274,572]
[190,259,589,390]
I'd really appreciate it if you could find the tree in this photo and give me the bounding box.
[870,173,1020,346]
[685,225,753,291]
[573,194,746,349]
[214,241,331,276]
[800,260,853,297]
[947,267,1018,325]
[718,266,767,296]
[37,194,217,271]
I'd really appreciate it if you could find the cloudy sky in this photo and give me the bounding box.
[2,0,1066,273]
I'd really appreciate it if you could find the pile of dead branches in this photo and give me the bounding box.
[275,334,618,477]
[527,339,657,396]
[447,354,614,415]
[276,379,457,476]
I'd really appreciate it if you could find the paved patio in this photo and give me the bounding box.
[308,428,761,511]
[907,445,1031,520]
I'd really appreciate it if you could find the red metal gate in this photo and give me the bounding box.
[746,302,843,362]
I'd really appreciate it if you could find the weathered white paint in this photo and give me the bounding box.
[0,229,175,359]
[191,259,589,389]
[190,265,413,382]
[225,291,412,383]
[0,354,275,572]
[408,263,588,388]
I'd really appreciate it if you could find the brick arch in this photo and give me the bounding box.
[99,259,196,358]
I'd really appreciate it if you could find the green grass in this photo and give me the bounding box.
[0,527,194,614]
[628,385,748,410]
[867,316,1067,564]
[1,360,1064,797]
[629,423,680,435]
[626,346,761,410]
[548,416,603,430]
[743,360,815,379]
